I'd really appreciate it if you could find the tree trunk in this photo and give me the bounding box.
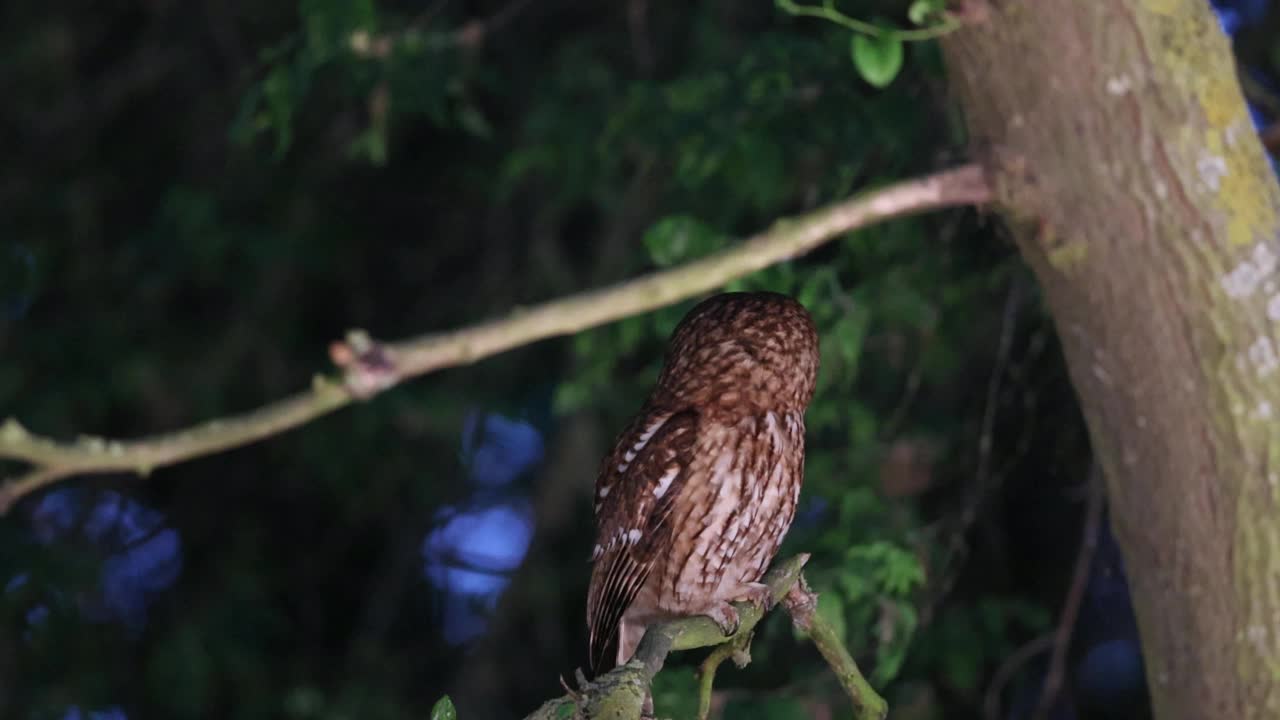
[942,1,1280,717]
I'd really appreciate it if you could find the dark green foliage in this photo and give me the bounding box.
[651,668,700,719]
[0,1,1091,718]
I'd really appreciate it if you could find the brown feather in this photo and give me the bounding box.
[585,292,819,675]
[586,409,697,672]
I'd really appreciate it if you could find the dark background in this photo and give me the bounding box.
[2,1,1276,718]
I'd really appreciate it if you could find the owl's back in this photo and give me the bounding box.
[586,292,818,674]
[649,410,804,616]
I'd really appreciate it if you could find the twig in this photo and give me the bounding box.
[982,632,1054,720]
[0,165,991,513]
[776,0,961,41]
[877,340,928,442]
[922,275,1023,624]
[453,0,538,49]
[349,0,537,57]
[1032,464,1105,720]
[783,576,888,720]
[627,0,654,73]
[697,630,752,720]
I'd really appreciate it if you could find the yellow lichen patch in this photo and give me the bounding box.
[1180,96,1278,248]
[1209,126,1280,247]
[1048,239,1089,272]
[1199,74,1247,131]
[1152,4,1220,66]
[1141,0,1181,18]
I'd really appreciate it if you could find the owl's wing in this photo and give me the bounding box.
[586,408,698,674]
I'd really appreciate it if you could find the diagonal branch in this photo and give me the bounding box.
[696,629,752,720]
[1032,464,1105,720]
[783,575,888,720]
[0,164,990,512]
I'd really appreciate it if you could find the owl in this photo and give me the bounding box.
[586,291,820,675]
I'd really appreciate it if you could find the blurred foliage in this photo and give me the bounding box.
[429,695,457,720]
[0,0,1190,717]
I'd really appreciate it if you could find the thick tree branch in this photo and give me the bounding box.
[0,165,990,512]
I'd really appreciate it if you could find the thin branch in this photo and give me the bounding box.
[783,576,888,720]
[457,0,538,40]
[697,629,753,720]
[349,0,537,58]
[776,0,961,41]
[982,632,1054,720]
[1032,465,1105,720]
[0,165,990,513]
[922,275,1023,624]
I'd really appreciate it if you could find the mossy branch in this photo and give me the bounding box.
[783,575,887,720]
[695,628,752,720]
[0,165,990,512]
[522,555,887,720]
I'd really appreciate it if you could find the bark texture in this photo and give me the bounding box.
[942,1,1280,718]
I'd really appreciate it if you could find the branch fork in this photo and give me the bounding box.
[329,329,403,399]
[524,555,888,720]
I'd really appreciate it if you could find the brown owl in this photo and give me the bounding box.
[586,291,820,675]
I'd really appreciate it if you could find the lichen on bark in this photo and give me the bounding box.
[941,0,1280,717]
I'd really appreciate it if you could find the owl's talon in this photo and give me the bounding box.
[705,601,741,636]
[559,670,587,701]
[738,581,774,610]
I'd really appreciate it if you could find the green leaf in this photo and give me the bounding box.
[348,126,388,166]
[431,695,458,720]
[872,602,919,685]
[262,65,297,157]
[642,215,725,267]
[846,541,925,597]
[301,0,377,58]
[850,34,904,89]
[456,104,494,139]
[837,567,874,602]
[833,308,869,368]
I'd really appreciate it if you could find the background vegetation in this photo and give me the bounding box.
[2,1,1275,718]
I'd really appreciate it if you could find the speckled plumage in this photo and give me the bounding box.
[586,292,819,674]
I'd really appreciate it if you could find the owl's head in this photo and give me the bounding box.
[652,291,819,414]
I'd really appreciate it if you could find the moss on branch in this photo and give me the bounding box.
[521,555,887,720]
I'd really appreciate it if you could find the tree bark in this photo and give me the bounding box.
[942,1,1280,718]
